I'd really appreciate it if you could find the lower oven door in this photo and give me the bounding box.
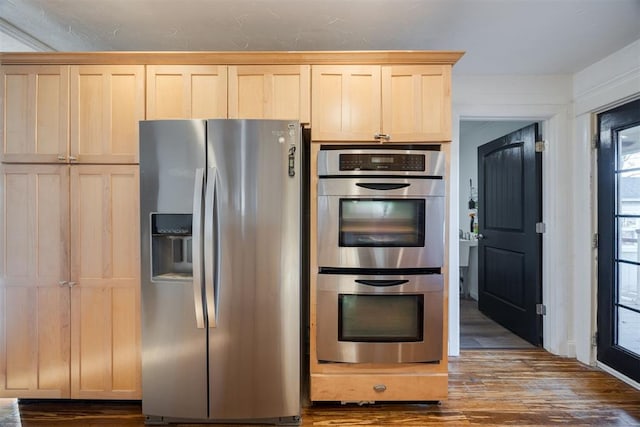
[317,177,444,269]
[316,272,443,364]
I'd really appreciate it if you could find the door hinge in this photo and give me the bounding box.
[592,233,599,249]
[535,222,546,234]
[535,141,546,152]
[536,304,547,315]
[592,134,600,149]
[591,331,598,347]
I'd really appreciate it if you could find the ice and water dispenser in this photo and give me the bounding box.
[151,213,193,281]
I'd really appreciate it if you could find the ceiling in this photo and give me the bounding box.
[1,0,639,75]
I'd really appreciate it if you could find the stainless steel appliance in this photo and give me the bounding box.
[317,146,445,270]
[316,145,445,364]
[139,119,301,425]
[316,272,443,363]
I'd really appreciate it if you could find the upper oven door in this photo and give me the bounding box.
[318,177,444,269]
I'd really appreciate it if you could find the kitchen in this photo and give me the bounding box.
[1,0,640,425]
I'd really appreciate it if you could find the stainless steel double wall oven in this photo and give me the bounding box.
[316,145,445,364]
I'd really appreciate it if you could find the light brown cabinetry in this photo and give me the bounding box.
[228,65,310,122]
[0,50,462,403]
[1,65,144,164]
[311,65,451,142]
[311,65,381,141]
[0,164,141,399]
[0,164,70,398]
[382,65,451,142]
[70,66,145,164]
[146,65,228,119]
[1,65,69,163]
[69,165,140,399]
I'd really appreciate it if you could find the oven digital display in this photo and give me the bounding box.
[339,154,424,171]
[371,156,394,164]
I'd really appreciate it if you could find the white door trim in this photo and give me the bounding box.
[450,104,571,357]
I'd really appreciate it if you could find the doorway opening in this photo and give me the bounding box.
[459,119,540,349]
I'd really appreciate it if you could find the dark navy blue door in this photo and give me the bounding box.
[597,99,640,383]
[477,123,542,346]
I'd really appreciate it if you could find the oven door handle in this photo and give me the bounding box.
[355,279,409,287]
[355,183,410,191]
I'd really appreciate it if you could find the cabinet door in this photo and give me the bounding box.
[70,65,145,164]
[311,65,381,141]
[0,164,70,398]
[70,165,140,399]
[228,65,310,122]
[147,65,227,119]
[381,65,451,142]
[1,65,69,163]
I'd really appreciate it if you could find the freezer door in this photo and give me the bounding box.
[139,120,208,420]
[206,119,301,421]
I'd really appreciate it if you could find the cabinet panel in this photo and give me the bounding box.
[382,65,451,141]
[312,65,452,143]
[229,65,310,122]
[311,373,447,401]
[69,165,140,399]
[311,65,381,141]
[0,165,70,398]
[146,65,228,119]
[1,66,69,163]
[70,65,145,164]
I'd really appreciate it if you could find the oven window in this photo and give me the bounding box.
[339,199,425,247]
[338,294,424,342]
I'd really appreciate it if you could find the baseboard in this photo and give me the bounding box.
[596,361,640,391]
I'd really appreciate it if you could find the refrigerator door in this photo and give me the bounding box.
[206,119,301,421]
[139,120,208,420]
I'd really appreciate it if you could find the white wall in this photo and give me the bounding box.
[449,74,573,356]
[449,39,640,370]
[449,72,572,356]
[0,33,36,51]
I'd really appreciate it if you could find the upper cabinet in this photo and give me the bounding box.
[381,65,451,142]
[146,65,228,119]
[228,65,310,122]
[70,65,145,164]
[311,65,381,141]
[1,65,69,163]
[1,65,144,164]
[311,64,452,142]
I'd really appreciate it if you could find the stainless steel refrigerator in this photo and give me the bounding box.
[139,119,301,425]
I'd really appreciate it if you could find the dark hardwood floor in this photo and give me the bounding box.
[2,350,639,426]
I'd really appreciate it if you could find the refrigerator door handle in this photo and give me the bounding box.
[204,167,218,328]
[192,168,206,329]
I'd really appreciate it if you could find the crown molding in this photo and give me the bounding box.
[0,18,55,52]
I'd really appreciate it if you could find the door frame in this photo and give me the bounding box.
[450,104,570,358]
[593,97,640,387]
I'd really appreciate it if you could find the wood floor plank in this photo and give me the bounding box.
[10,350,640,426]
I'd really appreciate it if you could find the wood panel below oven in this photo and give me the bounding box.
[310,372,448,402]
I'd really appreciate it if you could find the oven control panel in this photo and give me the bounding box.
[318,146,444,177]
[339,153,425,171]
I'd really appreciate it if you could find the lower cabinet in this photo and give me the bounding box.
[0,164,141,399]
